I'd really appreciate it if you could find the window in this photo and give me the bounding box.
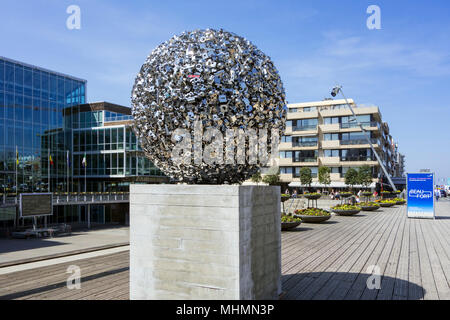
[280,151,292,159]
[280,167,293,174]
[324,117,339,125]
[324,133,339,141]
[293,150,317,162]
[324,149,339,157]
[281,135,292,143]
[331,167,340,174]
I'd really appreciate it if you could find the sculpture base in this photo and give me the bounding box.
[130,184,281,300]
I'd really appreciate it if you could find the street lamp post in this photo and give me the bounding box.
[331,85,397,192]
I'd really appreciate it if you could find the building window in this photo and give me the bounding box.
[324,117,339,125]
[324,149,339,157]
[323,133,339,141]
[280,167,292,174]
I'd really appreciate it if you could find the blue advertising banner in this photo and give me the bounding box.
[407,173,435,219]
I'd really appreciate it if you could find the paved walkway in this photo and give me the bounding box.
[0,226,129,266]
[0,199,449,300]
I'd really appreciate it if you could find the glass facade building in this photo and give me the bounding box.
[63,102,166,193]
[0,56,86,194]
[0,58,167,229]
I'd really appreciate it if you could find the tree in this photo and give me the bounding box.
[300,167,312,190]
[251,171,262,185]
[357,165,373,190]
[262,172,280,186]
[344,168,359,190]
[318,166,331,189]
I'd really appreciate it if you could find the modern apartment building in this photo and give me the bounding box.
[279,99,402,188]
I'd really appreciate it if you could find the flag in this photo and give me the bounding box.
[16,146,19,165]
[49,154,54,166]
[82,153,87,168]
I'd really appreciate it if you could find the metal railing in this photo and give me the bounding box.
[104,115,133,122]
[292,141,318,147]
[293,157,318,163]
[340,121,379,129]
[292,125,318,131]
[1,192,130,206]
[340,138,380,146]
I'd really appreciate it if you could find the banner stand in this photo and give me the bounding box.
[406,173,435,219]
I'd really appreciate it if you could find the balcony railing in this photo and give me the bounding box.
[340,138,379,146]
[292,141,318,147]
[340,156,375,162]
[104,115,133,122]
[293,157,317,163]
[292,125,318,131]
[340,121,379,129]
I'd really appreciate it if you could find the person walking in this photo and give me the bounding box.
[292,189,298,199]
[435,189,440,202]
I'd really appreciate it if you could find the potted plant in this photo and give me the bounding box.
[294,208,331,223]
[381,191,392,199]
[358,165,374,200]
[392,197,406,205]
[281,214,302,231]
[303,192,322,200]
[331,204,362,216]
[281,193,290,214]
[375,199,397,207]
[339,191,353,198]
[359,201,380,211]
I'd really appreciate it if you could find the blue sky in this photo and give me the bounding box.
[1,0,450,181]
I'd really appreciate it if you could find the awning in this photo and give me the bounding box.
[288,181,376,188]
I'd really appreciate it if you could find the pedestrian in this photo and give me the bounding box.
[292,189,298,198]
[435,189,440,202]
[285,188,290,195]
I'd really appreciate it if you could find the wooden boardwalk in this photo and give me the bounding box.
[1,199,449,300]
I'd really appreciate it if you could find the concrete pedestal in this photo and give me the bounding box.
[130,184,281,300]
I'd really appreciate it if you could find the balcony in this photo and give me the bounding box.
[319,123,340,133]
[319,156,340,165]
[340,138,380,146]
[341,156,376,162]
[292,141,318,148]
[340,121,380,130]
[293,157,317,163]
[292,125,318,132]
[321,140,340,149]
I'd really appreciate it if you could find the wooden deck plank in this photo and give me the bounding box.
[1,199,450,300]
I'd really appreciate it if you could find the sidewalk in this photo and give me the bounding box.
[0,226,129,266]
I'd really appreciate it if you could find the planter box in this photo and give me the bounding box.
[304,194,322,200]
[379,202,395,207]
[130,184,281,300]
[295,214,331,223]
[332,209,361,216]
[281,221,302,230]
[361,206,380,211]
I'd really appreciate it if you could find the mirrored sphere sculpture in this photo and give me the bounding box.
[131,28,286,184]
